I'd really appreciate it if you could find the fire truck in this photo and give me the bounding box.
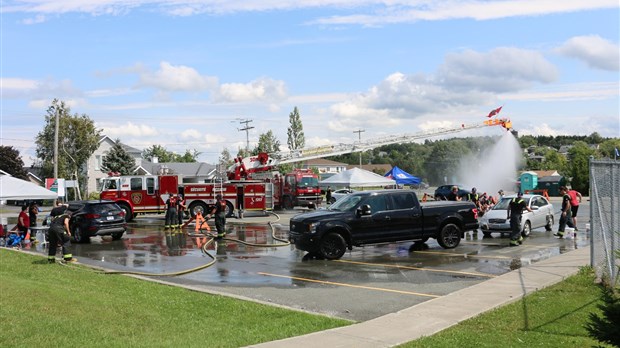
[99,154,322,222]
[100,116,512,222]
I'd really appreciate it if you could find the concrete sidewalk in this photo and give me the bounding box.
[249,247,590,348]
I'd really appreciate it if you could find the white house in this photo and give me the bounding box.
[85,136,142,195]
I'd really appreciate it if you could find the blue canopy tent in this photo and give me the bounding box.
[384,166,421,185]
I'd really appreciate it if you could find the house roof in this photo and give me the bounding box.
[521,170,559,177]
[99,135,142,155]
[302,158,348,166]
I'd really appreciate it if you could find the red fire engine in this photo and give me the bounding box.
[99,153,322,222]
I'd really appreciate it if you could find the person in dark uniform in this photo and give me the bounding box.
[207,194,227,239]
[555,186,575,238]
[47,205,76,263]
[325,186,332,205]
[176,193,186,228]
[164,193,178,229]
[507,192,532,246]
[467,187,480,210]
[447,186,462,201]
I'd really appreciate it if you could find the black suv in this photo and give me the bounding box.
[66,200,127,243]
[434,185,471,200]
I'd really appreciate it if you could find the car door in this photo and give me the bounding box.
[353,194,391,244]
[386,192,423,241]
[529,196,546,228]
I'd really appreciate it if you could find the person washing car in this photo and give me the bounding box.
[507,192,532,247]
[47,205,76,263]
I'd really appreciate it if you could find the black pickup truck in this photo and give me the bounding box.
[289,189,479,260]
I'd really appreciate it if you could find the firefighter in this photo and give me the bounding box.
[177,193,186,228]
[47,205,76,263]
[507,192,532,247]
[164,193,178,229]
[207,194,228,239]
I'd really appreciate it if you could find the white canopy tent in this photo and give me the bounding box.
[321,167,396,188]
[0,175,58,200]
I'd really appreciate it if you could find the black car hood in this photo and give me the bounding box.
[291,209,349,222]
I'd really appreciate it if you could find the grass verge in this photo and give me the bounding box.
[0,249,350,347]
[400,267,612,347]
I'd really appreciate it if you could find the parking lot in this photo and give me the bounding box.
[24,198,589,322]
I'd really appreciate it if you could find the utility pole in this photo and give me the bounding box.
[353,129,365,168]
[238,119,254,154]
[53,107,59,179]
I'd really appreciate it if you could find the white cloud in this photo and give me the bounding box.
[555,35,620,71]
[324,47,558,132]
[5,1,617,25]
[100,121,159,137]
[138,61,218,92]
[180,129,202,139]
[214,77,288,103]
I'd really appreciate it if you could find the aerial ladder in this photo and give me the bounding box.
[228,116,512,178]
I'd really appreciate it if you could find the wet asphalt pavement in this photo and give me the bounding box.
[26,199,590,322]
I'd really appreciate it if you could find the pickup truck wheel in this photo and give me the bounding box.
[545,215,554,231]
[437,223,461,249]
[521,221,531,237]
[319,233,346,260]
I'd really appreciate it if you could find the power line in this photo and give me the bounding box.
[237,118,254,153]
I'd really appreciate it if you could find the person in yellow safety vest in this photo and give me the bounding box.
[467,187,480,210]
[507,192,532,246]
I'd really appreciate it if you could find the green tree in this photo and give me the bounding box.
[35,99,101,186]
[255,130,281,156]
[0,146,29,180]
[566,141,596,193]
[598,139,620,159]
[287,107,305,151]
[101,139,136,175]
[177,149,200,163]
[542,149,568,172]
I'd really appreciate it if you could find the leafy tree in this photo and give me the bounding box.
[542,149,568,172]
[254,130,281,156]
[287,107,305,151]
[101,139,136,175]
[0,146,29,180]
[566,141,596,193]
[35,99,101,184]
[177,149,200,163]
[142,145,199,163]
[598,139,620,159]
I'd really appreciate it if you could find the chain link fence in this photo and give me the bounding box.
[590,159,620,285]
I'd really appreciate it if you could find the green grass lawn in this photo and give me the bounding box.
[400,267,612,348]
[0,249,350,348]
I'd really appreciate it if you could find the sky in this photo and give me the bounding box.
[1,0,619,166]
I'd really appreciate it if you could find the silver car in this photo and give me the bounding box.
[479,194,554,237]
[329,189,355,203]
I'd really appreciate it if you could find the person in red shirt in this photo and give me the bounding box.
[567,188,583,231]
[16,205,30,239]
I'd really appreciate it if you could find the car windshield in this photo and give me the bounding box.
[299,177,319,187]
[328,194,363,211]
[493,197,532,210]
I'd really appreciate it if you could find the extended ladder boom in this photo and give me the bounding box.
[276,117,512,164]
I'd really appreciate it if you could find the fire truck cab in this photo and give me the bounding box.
[100,174,179,222]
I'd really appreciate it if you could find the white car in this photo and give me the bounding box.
[479,194,554,237]
[329,189,355,203]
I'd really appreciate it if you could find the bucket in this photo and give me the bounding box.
[585,223,590,233]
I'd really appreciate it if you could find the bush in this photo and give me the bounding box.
[87,191,101,200]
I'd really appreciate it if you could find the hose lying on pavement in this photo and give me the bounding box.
[60,211,288,277]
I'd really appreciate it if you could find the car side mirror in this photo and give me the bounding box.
[531,206,539,210]
[356,204,372,217]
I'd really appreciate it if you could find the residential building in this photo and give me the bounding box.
[298,158,348,181]
[85,136,142,195]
